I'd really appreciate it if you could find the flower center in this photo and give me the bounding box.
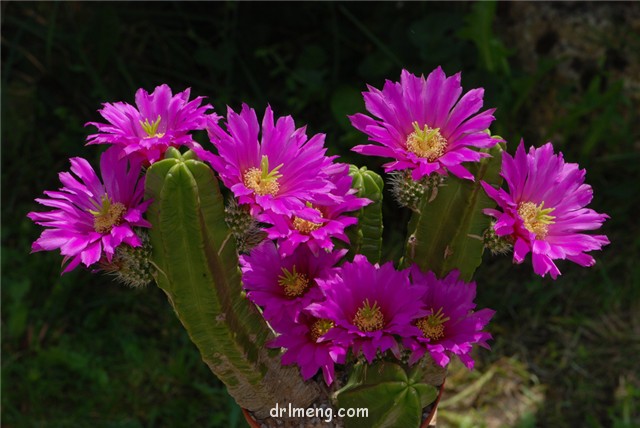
[415,307,450,341]
[90,195,127,234]
[353,299,385,332]
[243,155,283,196]
[310,319,335,342]
[277,265,310,297]
[405,122,448,161]
[292,204,323,234]
[140,115,165,138]
[517,201,556,239]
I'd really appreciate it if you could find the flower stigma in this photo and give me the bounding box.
[140,115,165,138]
[518,201,556,239]
[406,121,448,161]
[90,194,127,234]
[353,299,385,332]
[277,265,310,297]
[416,307,450,341]
[243,155,283,196]
[310,319,335,342]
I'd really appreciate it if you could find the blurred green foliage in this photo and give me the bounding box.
[2,2,638,427]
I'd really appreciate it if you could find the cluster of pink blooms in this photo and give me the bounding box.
[28,85,214,272]
[192,103,371,257]
[243,246,494,384]
[350,67,609,279]
[28,67,609,386]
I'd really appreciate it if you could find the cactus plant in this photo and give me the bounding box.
[28,68,609,427]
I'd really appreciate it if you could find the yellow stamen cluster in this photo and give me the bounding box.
[243,155,283,196]
[517,201,556,239]
[91,195,127,234]
[293,217,322,234]
[310,319,335,342]
[277,266,310,297]
[244,169,279,195]
[353,299,385,332]
[140,115,165,138]
[405,122,448,161]
[293,203,323,234]
[416,307,450,341]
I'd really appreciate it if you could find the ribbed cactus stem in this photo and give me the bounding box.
[403,144,504,280]
[145,148,319,418]
[346,165,384,264]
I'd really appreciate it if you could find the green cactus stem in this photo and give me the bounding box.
[145,148,319,419]
[403,144,504,281]
[346,165,384,264]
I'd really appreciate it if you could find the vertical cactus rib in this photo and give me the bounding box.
[403,144,504,280]
[145,151,319,419]
[347,165,384,264]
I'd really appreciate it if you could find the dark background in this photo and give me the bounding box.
[2,2,639,427]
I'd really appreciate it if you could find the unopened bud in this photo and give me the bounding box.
[483,222,513,255]
[225,198,267,253]
[101,229,153,287]
[388,171,445,210]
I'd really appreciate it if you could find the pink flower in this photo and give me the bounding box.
[28,148,151,273]
[239,241,345,329]
[261,163,371,257]
[194,104,335,219]
[268,310,347,386]
[307,256,426,363]
[482,142,610,279]
[403,268,494,369]
[350,68,500,181]
[86,84,214,164]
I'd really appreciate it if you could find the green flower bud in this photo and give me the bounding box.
[388,171,445,210]
[101,229,153,287]
[225,198,267,253]
[483,222,514,255]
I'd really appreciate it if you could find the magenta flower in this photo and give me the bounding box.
[28,147,151,273]
[240,240,345,329]
[268,310,347,385]
[350,68,500,181]
[261,163,371,257]
[481,142,610,279]
[403,268,494,369]
[307,256,426,363]
[194,104,335,218]
[86,84,214,164]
